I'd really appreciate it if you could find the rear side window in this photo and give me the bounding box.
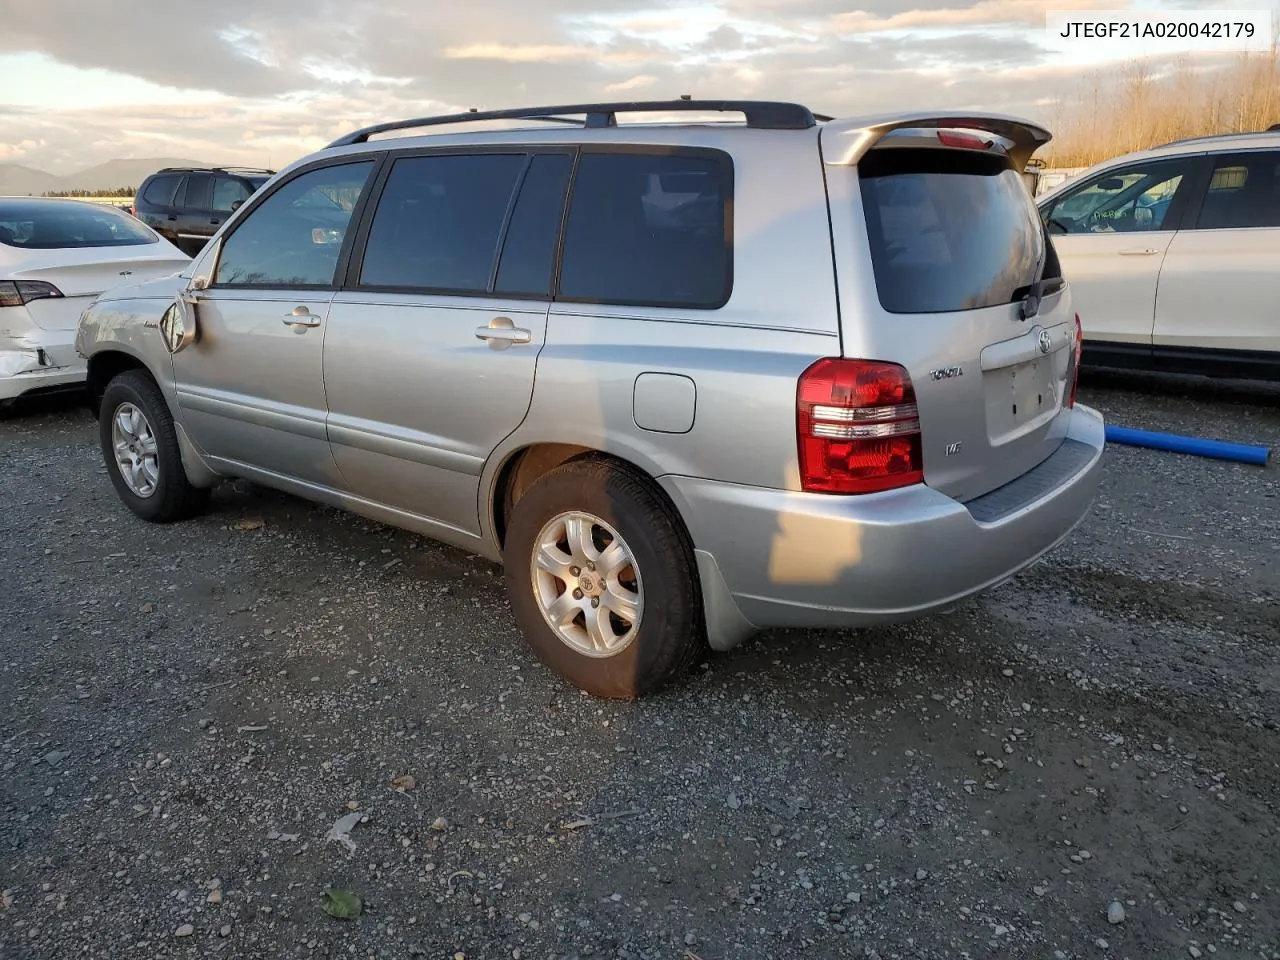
[0,201,158,248]
[142,174,181,206]
[557,150,731,308]
[859,148,1044,314]
[1192,151,1280,229]
[359,154,526,292]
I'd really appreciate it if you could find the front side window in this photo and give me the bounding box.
[557,150,731,308]
[0,201,158,249]
[1192,151,1280,229]
[1043,158,1188,235]
[212,176,252,213]
[359,154,527,292]
[214,161,375,287]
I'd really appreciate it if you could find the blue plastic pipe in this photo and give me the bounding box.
[1105,425,1271,466]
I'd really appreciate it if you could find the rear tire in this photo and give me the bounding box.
[99,370,209,523]
[503,457,705,699]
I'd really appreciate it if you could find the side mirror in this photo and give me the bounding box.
[231,200,243,212]
[159,300,198,354]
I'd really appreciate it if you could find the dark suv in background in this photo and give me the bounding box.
[133,166,274,255]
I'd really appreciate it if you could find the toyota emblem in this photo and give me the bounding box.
[1037,330,1052,354]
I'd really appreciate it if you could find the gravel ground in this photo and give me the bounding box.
[1,370,1277,960]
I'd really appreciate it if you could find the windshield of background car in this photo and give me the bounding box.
[858,147,1044,314]
[0,202,159,249]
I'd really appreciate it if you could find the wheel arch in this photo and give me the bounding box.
[86,349,152,412]
[487,442,691,555]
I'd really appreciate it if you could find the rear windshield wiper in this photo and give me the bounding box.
[1016,224,1055,321]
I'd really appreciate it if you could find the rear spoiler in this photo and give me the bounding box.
[820,111,1052,172]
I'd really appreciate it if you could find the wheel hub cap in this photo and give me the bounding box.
[530,511,643,658]
[110,402,160,499]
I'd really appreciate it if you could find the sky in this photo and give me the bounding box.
[2,0,1277,172]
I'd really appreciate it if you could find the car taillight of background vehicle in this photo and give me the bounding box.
[797,358,924,494]
[1067,313,1083,408]
[0,280,64,308]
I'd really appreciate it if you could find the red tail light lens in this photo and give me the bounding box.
[1067,313,1083,408]
[0,280,64,308]
[797,358,924,494]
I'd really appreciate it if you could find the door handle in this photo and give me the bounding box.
[166,216,177,222]
[282,306,322,331]
[1118,248,1160,256]
[475,316,532,347]
[210,219,220,226]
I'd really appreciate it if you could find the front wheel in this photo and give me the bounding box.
[99,370,209,523]
[503,458,705,699]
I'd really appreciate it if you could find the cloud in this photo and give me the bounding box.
[826,0,1122,33]
[0,0,1261,173]
[604,73,661,92]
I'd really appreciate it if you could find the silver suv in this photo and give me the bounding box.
[75,100,1105,699]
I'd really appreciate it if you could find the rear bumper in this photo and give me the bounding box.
[661,404,1105,649]
[0,330,85,401]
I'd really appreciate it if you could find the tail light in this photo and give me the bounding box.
[797,358,924,494]
[1067,313,1083,408]
[0,280,64,308]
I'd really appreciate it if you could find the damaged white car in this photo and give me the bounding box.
[1,198,189,407]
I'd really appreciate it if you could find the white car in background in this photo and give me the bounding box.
[1037,129,1280,381]
[0,198,189,407]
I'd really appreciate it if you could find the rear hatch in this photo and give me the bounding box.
[820,114,1074,502]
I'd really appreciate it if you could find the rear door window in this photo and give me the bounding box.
[1189,150,1280,229]
[859,148,1046,314]
[557,150,732,308]
[358,153,527,293]
[181,173,213,211]
[494,153,573,297]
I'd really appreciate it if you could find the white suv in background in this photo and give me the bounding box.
[1038,130,1280,381]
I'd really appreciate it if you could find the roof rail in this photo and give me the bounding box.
[326,99,820,148]
[1157,127,1280,148]
[155,165,276,175]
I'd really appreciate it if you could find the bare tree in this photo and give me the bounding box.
[1044,45,1280,166]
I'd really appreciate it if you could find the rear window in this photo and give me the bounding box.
[859,148,1045,314]
[0,202,158,249]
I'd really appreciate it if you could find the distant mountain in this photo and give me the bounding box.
[0,163,62,196]
[0,158,214,196]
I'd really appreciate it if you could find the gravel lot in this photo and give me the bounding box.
[1,371,1277,960]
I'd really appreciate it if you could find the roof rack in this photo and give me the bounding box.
[327,99,821,148]
[1157,127,1280,148]
[155,165,276,175]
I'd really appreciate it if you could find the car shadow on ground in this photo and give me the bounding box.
[1081,366,1280,408]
